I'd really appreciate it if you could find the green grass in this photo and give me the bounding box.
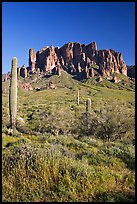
[2,71,135,202]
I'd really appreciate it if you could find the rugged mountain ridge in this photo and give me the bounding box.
[3,42,128,81]
[28,41,127,78]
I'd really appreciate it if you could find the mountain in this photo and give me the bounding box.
[16,42,127,80]
[2,44,135,202]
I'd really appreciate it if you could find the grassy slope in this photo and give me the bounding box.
[2,71,135,202]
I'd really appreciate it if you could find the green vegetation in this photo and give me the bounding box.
[2,70,135,202]
[90,64,99,69]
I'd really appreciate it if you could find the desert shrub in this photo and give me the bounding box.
[15,117,32,134]
[76,101,135,142]
[2,132,135,202]
[93,190,135,202]
[27,106,76,136]
[2,142,95,202]
[98,142,135,171]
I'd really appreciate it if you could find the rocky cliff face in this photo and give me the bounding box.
[29,48,36,72]
[26,42,127,79]
[127,65,135,78]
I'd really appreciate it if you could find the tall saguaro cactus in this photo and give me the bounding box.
[9,57,18,130]
[86,98,91,114]
[77,89,80,105]
[86,98,91,135]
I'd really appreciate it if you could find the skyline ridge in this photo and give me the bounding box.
[2,2,135,74]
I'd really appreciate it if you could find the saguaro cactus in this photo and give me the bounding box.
[9,57,18,130]
[77,89,80,105]
[86,98,91,114]
[86,98,91,135]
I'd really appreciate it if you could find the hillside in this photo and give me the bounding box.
[2,71,135,202]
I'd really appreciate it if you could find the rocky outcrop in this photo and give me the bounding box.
[29,48,36,72]
[22,42,127,80]
[17,65,28,79]
[97,76,103,82]
[2,72,11,82]
[35,46,59,73]
[17,81,33,90]
[4,74,7,81]
[112,75,120,83]
[48,81,56,89]
[90,68,95,77]
[97,49,127,77]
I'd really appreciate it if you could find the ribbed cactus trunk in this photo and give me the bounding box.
[86,98,91,135]
[9,57,17,131]
[77,89,79,105]
[86,98,91,113]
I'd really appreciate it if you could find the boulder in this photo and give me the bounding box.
[17,81,33,90]
[97,76,103,82]
[49,81,56,89]
[112,75,120,83]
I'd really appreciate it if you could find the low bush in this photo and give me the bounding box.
[76,101,135,142]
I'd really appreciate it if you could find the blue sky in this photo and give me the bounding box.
[2,2,135,74]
